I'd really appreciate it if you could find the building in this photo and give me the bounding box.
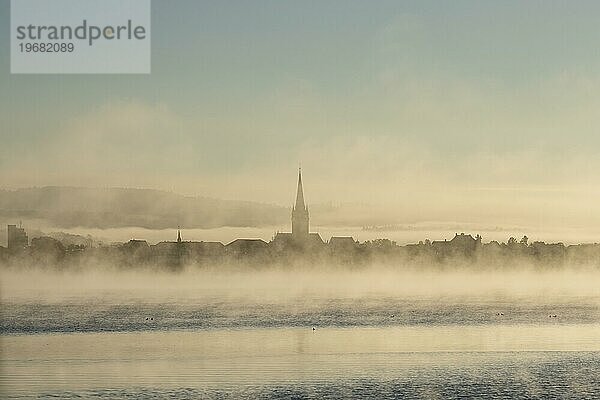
[292,168,309,241]
[152,229,226,266]
[7,223,28,251]
[328,236,357,251]
[121,239,151,264]
[327,236,359,263]
[431,233,481,259]
[226,238,268,257]
[272,168,324,250]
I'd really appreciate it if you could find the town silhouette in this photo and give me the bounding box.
[1,169,599,270]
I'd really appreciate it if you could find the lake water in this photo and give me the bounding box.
[1,270,600,398]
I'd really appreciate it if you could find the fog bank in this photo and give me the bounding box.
[2,267,599,302]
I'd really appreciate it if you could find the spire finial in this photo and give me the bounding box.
[295,167,305,210]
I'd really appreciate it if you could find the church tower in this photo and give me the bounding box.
[292,168,309,240]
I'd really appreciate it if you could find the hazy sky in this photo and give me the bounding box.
[2,1,600,229]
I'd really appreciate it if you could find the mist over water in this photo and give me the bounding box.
[2,266,599,334]
[2,265,600,399]
[3,265,600,302]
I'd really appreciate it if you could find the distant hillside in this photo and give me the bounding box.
[0,187,289,229]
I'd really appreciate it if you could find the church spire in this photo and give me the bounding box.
[292,167,309,239]
[177,226,182,243]
[295,167,306,211]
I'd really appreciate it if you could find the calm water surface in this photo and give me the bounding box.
[2,293,600,399]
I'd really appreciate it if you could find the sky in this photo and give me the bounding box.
[1,1,600,231]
